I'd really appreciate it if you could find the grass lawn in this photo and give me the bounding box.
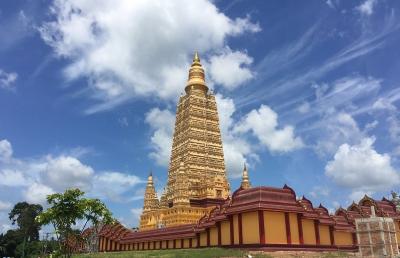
[73,248,355,258]
[72,248,268,258]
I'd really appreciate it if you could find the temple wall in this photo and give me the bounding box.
[210,227,218,246]
[319,225,331,245]
[289,213,300,244]
[264,211,286,244]
[183,238,190,248]
[221,220,230,245]
[99,211,363,253]
[302,219,316,245]
[200,232,207,246]
[242,211,259,244]
[334,231,353,246]
[233,214,239,244]
[192,237,198,247]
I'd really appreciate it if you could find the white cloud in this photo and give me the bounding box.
[0,169,31,187]
[208,49,254,90]
[0,139,13,163]
[215,94,254,178]
[234,105,303,152]
[0,200,12,212]
[315,112,364,156]
[24,183,55,205]
[92,172,143,202]
[356,0,377,16]
[145,108,175,167]
[42,155,94,192]
[39,0,260,113]
[1,224,13,234]
[325,137,400,198]
[0,69,17,90]
[0,139,144,204]
[372,98,396,111]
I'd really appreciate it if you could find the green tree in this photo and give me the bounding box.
[36,188,114,257]
[0,202,43,258]
[9,202,43,241]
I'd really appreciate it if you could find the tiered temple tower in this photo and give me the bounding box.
[140,53,231,230]
[143,173,159,212]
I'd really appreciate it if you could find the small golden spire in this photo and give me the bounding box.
[147,171,153,185]
[193,51,200,63]
[241,163,251,189]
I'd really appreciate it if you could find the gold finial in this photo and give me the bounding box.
[147,172,153,185]
[193,51,200,63]
[185,51,208,94]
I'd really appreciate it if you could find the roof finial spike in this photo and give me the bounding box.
[193,51,200,63]
[243,162,247,171]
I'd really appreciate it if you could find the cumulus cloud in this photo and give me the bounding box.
[325,137,400,199]
[356,0,377,16]
[92,172,143,202]
[0,169,31,187]
[315,112,364,156]
[144,108,175,167]
[39,0,260,113]
[234,105,303,152]
[24,183,55,204]
[42,155,94,192]
[0,139,144,204]
[215,94,254,178]
[208,49,254,90]
[0,69,17,91]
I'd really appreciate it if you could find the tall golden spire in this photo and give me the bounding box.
[143,171,159,212]
[185,52,208,94]
[241,163,251,189]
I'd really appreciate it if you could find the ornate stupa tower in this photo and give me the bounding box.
[139,53,230,230]
[143,172,160,212]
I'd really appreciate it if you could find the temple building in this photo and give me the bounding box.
[140,53,230,230]
[95,53,400,253]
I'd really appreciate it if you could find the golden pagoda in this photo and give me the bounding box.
[139,53,231,230]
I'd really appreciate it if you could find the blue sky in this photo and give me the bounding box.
[1,0,400,232]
